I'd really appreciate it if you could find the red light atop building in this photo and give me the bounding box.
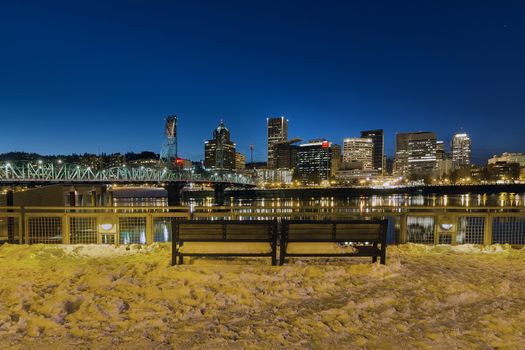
[322,141,330,148]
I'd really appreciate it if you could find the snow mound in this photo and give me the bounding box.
[390,243,524,256]
[58,243,163,258]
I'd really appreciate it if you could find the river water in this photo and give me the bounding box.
[186,192,525,208]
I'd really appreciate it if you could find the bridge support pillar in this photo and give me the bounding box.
[6,189,15,243]
[90,188,97,207]
[68,188,76,207]
[165,182,185,206]
[214,183,227,206]
[107,189,114,206]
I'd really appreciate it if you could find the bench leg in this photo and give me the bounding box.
[178,255,184,265]
[380,250,386,265]
[279,245,286,266]
[372,256,378,263]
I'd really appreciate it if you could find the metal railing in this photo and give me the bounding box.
[0,206,190,245]
[189,205,525,245]
[0,205,524,246]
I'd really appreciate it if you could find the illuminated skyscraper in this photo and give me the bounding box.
[343,137,373,170]
[204,120,236,171]
[393,133,410,176]
[267,117,288,169]
[296,140,341,183]
[360,129,384,173]
[451,132,471,169]
[394,132,437,179]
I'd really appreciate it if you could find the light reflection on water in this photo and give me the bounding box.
[186,193,525,207]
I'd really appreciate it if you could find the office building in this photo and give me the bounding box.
[393,133,411,176]
[488,152,525,167]
[360,129,384,173]
[487,162,520,181]
[394,132,437,179]
[296,140,341,183]
[343,137,373,170]
[235,152,246,171]
[254,169,294,185]
[204,120,236,171]
[273,138,301,170]
[451,133,472,170]
[267,117,288,169]
[436,140,452,177]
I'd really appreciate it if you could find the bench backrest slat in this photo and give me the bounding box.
[287,224,332,240]
[335,223,382,241]
[179,224,223,240]
[226,224,272,240]
[284,220,386,242]
[176,220,276,242]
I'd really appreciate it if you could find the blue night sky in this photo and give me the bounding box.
[0,0,524,163]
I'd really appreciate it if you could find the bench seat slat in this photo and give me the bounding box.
[336,233,381,240]
[178,242,272,254]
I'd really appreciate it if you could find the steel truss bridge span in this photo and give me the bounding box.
[0,162,254,186]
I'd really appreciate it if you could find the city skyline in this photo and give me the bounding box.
[1,1,524,162]
[0,114,519,165]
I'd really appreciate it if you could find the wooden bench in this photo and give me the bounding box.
[280,219,388,265]
[172,220,278,265]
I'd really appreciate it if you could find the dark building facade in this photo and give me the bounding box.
[273,139,300,170]
[204,121,236,171]
[360,129,384,174]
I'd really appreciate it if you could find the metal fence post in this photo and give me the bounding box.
[146,214,153,244]
[399,213,408,243]
[62,214,70,244]
[451,215,457,245]
[115,216,120,245]
[484,214,493,245]
[19,207,25,244]
[433,215,440,245]
[24,211,29,244]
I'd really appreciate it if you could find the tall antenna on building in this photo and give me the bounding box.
[160,115,178,169]
[249,144,254,167]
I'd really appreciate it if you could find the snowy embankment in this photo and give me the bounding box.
[0,243,524,349]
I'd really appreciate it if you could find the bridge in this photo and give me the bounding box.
[0,161,254,185]
[0,161,255,205]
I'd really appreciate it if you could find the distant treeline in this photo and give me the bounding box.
[0,151,160,163]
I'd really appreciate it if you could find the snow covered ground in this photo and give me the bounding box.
[0,243,524,349]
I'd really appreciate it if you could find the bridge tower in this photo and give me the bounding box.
[160,116,178,169]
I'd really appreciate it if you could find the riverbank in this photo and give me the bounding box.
[0,243,524,349]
